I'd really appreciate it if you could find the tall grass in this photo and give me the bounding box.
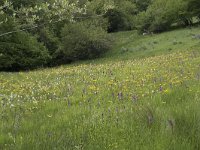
[1,27,200,149]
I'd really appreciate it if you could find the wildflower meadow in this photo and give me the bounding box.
[1,27,200,149]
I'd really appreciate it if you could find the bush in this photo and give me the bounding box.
[104,1,137,32]
[136,0,187,33]
[187,0,200,17]
[135,0,152,12]
[56,22,112,64]
[105,9,131,32]
[0,16,50,71]
[38,27,60,56]
[11,0,43,8]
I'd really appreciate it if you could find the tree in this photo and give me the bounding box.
[105,9,129,32]
[10,0,43,8]
[136,0,187,32]
[0,15,50,71]
[104,0,137,32]
[186,0,200,20]
[134,0,152,12]
[0,0,115,70]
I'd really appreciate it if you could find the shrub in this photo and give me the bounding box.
[56,22,112,64]
[38,27,60,56]
[105,9,130,32]
[104,1,137,32]
[135,0,152,12]
[0,16,50,71]
[136,0,187,33]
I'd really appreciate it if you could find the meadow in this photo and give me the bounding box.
[1,27,200,149]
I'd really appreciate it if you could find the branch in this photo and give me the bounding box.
[0,1,12,10]
[0,14,104,37]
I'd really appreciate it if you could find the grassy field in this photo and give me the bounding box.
[1,27,200,149]
[106,27,200,59]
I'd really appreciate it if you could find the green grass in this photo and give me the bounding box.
[1,27,200,149]
[105,27,200,60]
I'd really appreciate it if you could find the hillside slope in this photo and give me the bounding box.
[0,27,200,149]
[106,27,200,60]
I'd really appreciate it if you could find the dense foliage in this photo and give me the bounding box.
[0,0,200,71]
[0,15,50,71]
[105,0,136,32]
[56,22,112,64]
[0,0,112,71]
[135,0,200,32]
[136,0,187,32]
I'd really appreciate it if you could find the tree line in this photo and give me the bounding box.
[0,0,199,71]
